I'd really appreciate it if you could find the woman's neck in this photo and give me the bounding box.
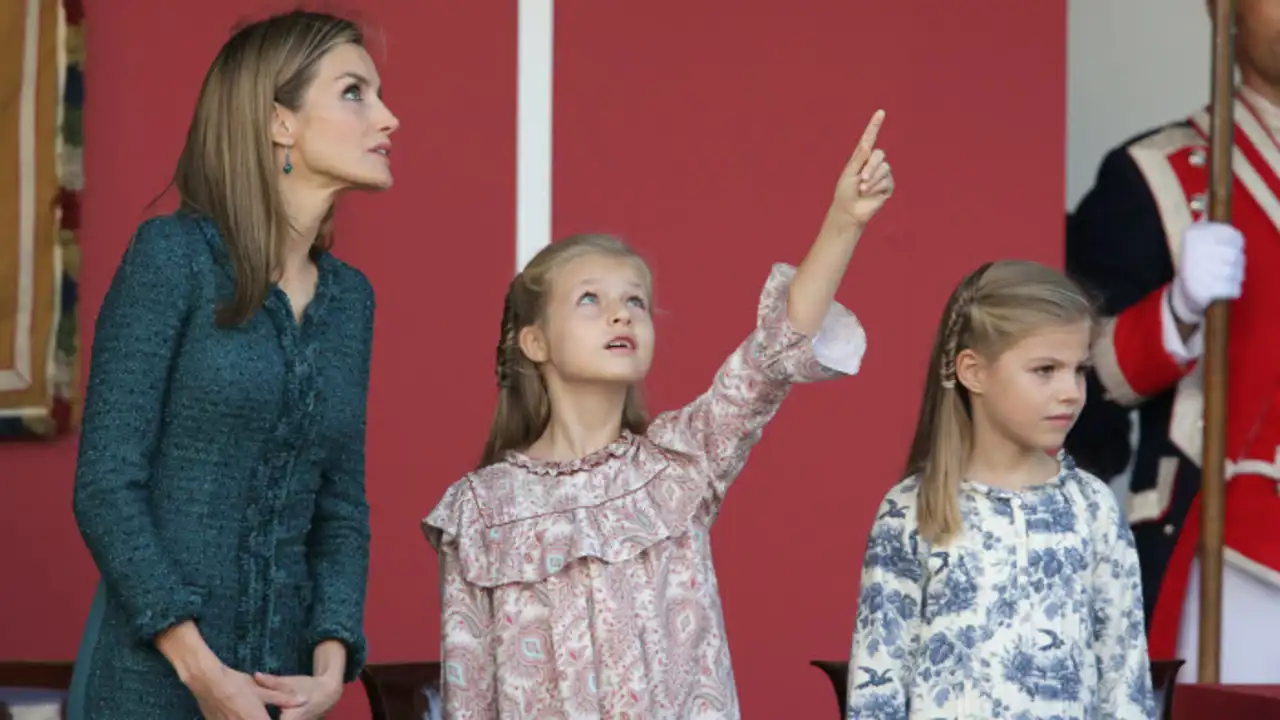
[966,423,1059,491]
[527,379,628,462]
[279,182,335,277]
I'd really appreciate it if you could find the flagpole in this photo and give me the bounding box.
[1197,0,1236,685]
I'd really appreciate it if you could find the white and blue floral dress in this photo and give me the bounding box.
[846,455,1156,719]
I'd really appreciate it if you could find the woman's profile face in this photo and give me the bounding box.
[279,42,400,191]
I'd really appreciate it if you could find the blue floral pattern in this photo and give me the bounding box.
[846,454,1155,719]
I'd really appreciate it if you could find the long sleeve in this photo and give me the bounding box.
[1091,486,1157,719]
[1069,141,1196,407]
[72,219,205,643]
[647,263,865,510]
[438,545,497,719]
[1065,141,1186,480]
[1094,288,1196,404]
[846,484,925,719]
[306,280,375,682]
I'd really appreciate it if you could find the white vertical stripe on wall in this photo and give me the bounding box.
[516,0,554,273]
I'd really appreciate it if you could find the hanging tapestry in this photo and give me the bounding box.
[0,0,82,440]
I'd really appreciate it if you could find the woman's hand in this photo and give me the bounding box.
[254,672,344,720]
[185,663,305,720]
[159,621,302,719]
[829,109,894,228]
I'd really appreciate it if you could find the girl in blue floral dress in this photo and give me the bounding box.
[845,261,1156,719]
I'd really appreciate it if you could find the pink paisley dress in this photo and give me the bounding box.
[423,263,867,719]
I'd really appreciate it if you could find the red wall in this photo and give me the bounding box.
[0,1,1065,717]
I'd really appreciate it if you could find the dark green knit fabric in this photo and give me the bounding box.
[71,211,374,717]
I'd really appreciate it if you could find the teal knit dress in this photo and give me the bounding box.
[67,211,374,718]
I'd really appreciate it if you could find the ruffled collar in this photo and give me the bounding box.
[503,430,638,476]
[962,450,1076,499]
[425,429,701,586]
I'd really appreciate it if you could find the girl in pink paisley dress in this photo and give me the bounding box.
[424,111,894,719]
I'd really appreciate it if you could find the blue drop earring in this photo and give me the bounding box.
[283,148,293,175]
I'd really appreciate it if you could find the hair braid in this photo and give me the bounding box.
[939,262,993,388]
[495,276,522,388]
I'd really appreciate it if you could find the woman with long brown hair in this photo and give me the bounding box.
[68,10,398,719]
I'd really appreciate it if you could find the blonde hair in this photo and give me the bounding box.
[905,260,1096,545]
[479,234,653,468]
[169,10,363,326]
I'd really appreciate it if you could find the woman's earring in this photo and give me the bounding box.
[283,148,293,175]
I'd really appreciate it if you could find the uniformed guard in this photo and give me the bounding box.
[1066,0,1280,683]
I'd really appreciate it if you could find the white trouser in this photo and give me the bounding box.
[1176,557,1280,683]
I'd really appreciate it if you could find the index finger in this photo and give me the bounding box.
[858,109,886,152]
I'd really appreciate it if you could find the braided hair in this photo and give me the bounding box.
[937,262,993,390]
[494,274,529,391]
[904,260,1096,545]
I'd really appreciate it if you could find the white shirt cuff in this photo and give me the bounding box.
[1160,287,1203,364]
[811,302,867,375]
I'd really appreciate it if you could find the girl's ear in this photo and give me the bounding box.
[518,325,549,363]
[955,348,986,395]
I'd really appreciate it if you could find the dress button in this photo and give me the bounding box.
[1163,524,1176,536]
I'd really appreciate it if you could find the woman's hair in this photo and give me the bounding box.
[478,234,653,468]
[904,260,1096,545]
[171,10,362,326]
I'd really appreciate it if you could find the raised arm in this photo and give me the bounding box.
[72,218,206,645]
[790,109,892,334]
[306,278,375,682]
[846,481,926,719]
[647,111,892,506]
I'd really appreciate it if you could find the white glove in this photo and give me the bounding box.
[1169,221,1245,324]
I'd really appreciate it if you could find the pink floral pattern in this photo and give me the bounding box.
[424,263,866,718]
